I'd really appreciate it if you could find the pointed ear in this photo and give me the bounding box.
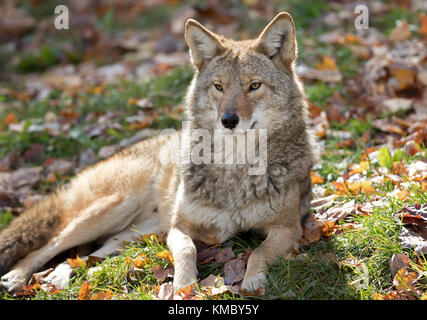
[255,12,297,66]
[185,19,225,70]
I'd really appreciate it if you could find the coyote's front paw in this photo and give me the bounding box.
[172,270,198,293]
[0,269,29,292]
[241,273,266,293]
[42,262,74,290]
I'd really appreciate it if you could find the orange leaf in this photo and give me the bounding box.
[320,221,337,237]
[316,56,337,70]
[391,161,407,176]
[78,282,92,300]
[156,250,174,264]
[344,33,360,44]
[91,290,114,300]
[141,233,159,243]
[371,292,384,300]
[393,267,419,292]
[359,181,377,195]
[392,68,415,89]
[92,86,103,94]
[332,181,350,195]
[134,253,150,267]
[310,171,324,185]
[4,112,18,125]
[419,14,427,36]
[176,283,195,300]
[67,256,86,269]
[349,161,369,175]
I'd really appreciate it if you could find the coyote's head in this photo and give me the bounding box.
[184,12,306,135]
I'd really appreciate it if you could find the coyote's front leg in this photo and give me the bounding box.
[241,223,303,293]
[167,226,198,291]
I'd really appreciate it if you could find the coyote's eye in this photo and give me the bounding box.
[214,83,223,92]
[249,81,261,91]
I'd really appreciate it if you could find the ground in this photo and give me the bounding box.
[0,0,426,300]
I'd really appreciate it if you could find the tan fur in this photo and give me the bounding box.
[0,12,317,294]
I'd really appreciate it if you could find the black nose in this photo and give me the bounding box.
[221,113,239,129]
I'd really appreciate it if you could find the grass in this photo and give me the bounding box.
[267,181,427,300]
[0,66,193,160]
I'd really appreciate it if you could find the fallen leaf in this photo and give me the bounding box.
[389,21,411,42]
[4,112,18,125]
[389,254,410,277]
[157,282,174,300]
[320,220,337,237]
[396,190,410,201]
[91,290,114,300]
[214,246,235,263]
[344,33,360,44]
[393,204,427,254]
[302,213,321,244]
[14,284,40,297]
[86,256,104,268]
[316,56,338,70]
[224,258,246,285]
[349,161,369,175]
[199,274,225,287]
[311,171,324,184]
[175,283,196,300]
[419,14,427,36]
[78,282,92,300]
[392,69,415,90]
[67,256,86,269]
[156,250,174,264]
[382,98,413,113]
[22,143,44,163]
[133,253,150,267]
[393,267,419,292]
[151,265,174,282]
[197,247,220,265]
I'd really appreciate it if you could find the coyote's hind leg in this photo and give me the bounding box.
[0,194,132,292]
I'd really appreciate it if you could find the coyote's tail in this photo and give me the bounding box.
[0,194,62,276]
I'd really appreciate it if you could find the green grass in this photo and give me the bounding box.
[0,66,193,160]
[266,182,426,300]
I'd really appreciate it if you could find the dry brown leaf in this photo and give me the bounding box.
[393,267,419,292]
[197,246,220,264]
[224,258,246,285]
[389,254,410,278]
[214,246,235,263]
[151,264,174,282]
[389,21,411,42]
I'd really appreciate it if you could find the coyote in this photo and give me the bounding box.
[0,12,317,294]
